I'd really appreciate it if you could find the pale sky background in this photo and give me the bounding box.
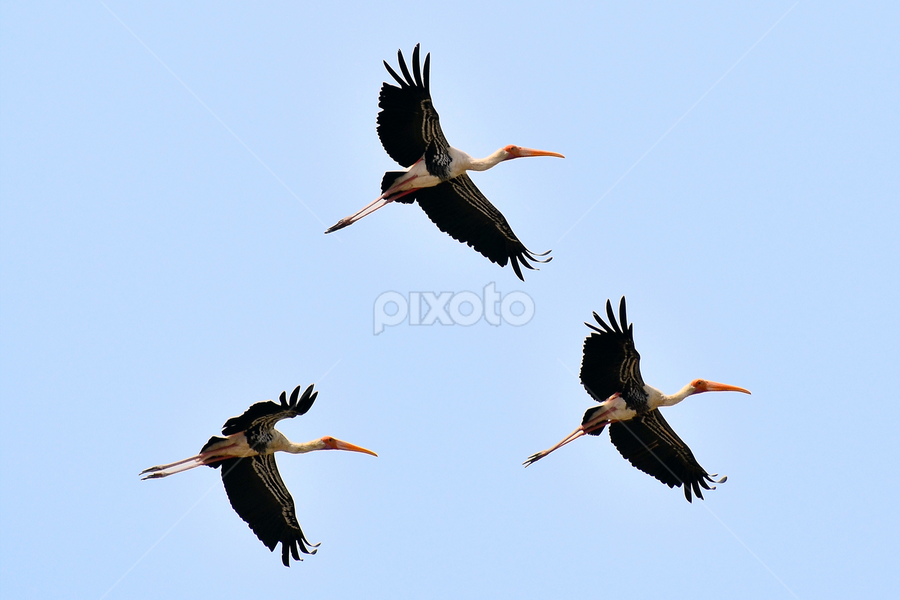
[2,2,899,599]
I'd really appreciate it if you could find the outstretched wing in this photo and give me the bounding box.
[410,175,551,281]
[218,455,319,566]
[580,297,647,410]
[608,410,724,502]
[221,384,318,441]
[377,44,450,168]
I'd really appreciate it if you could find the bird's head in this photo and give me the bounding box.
[689,379,751,396]
[319,436,379,457]
[502,145,565,161]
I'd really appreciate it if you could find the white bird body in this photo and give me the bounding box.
[580,383,715,435]
[197,429,329,461]
[386,146,514,195]
[586,392,638,424]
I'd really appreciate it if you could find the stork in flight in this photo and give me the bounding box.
[524,298,750,501]
[141,384,377,566]
[325,44,564,280]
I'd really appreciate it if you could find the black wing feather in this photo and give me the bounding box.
[580,297,647,410]
[377,44,450,168]
[397,46,415,86]
[609,410,724,502]
[410,176,551,281]
[219,455,319,566]
[382,60,406,88]
[221,384,318,437]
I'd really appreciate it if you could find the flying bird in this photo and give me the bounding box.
[325,44,563,280]
[524,298,750,501]
[141,384,377,566]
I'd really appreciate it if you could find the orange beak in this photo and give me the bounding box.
[325,437,378,457]
[506,145,565,159]
[696,380,751,395]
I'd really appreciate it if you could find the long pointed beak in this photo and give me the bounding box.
[330,438,378,457]
[703,381,751,395]
[508,146,565,159]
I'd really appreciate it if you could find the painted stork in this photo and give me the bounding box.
[325,44,564,280]
[140,384,377,566]
[524,298,750,502]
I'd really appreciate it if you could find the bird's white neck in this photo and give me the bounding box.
[650,384,697,409]
[265,430,324,454]
[465,147,510,172]
[284,438,328,454]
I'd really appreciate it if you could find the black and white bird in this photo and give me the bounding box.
[524,298,750,501]
[325,44,563,280]
[141,384,377,565]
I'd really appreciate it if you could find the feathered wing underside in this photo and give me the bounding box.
[409,175,550,281]
[219,455,318,566]
[221,384,317,440]
[609,410,723,502]
[377,44,450,168]
[580,297,647,409]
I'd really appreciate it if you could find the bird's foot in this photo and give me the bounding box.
[523,451,547,467]
[325,218,350,234]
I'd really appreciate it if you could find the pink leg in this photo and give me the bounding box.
[140,441,240,477]
[325,197,393,233]
[325,162,428,233]
[524,396,622,467]
[524,427,587,467]
[140,454,233,479]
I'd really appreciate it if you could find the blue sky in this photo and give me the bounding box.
[2,2,898,598]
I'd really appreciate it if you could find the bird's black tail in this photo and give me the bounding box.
[381,171,416,204]
[200,436,229,468]
[581,407,608,436]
